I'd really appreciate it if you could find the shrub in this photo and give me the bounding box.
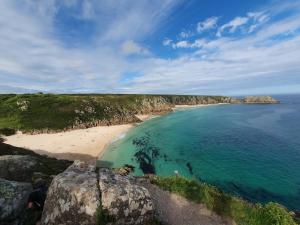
[259,203,296,225]
[96,204,115,225]
[0,128,16,136]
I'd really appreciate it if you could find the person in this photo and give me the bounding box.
[27,178,48,210]
[26,179,48,225]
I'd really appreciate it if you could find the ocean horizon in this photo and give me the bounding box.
[100,94,300,210]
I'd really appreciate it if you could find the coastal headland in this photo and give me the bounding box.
[1,94,298,225]
[0,94,278,162]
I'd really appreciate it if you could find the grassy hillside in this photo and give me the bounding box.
[151,176,299,225]
[0,93,234,133]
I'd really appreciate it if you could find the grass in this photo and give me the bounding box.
[96,203,116,225]
[0,93,232,133]
[150,176,298,225]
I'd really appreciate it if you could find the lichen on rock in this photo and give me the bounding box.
[0,178,32,225]
[0,155,38,182]
[40,161,101,225]
[99,168,154,225]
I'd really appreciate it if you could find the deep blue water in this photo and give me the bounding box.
[100,95,300,210]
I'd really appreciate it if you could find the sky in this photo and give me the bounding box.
[0,0,300,95]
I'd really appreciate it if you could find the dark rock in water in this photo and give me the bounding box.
[132,136,160,174]
[41,161,100,225]
[186,162,193,175]
[163,154,172,162]
[99,168,154,225]
[0,155,38,182]
[139,160,156,174]
[0,178,32,225]
[134,151,156,174]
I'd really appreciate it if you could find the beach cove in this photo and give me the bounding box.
[100,95,300,210]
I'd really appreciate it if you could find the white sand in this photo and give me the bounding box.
[135,114,157,121]
[173,103,228,110]
[4,124,133,163]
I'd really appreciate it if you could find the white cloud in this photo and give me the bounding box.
[191,39,207,48]
[1,0,300,95]
[217,11,270,37]
[170,39,207,49]
[121,40,149,55]
[217,16,249,37]
[120,4,300,95]
[197,16,219,33]
[163,38,173,46]
[178,30,193,39]
[172,40,190,48]
[0,0,181,92]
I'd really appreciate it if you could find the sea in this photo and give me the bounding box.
[99,94,300,210]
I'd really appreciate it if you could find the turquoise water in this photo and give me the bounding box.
[100,95,300,210]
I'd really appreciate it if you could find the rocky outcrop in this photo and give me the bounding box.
[0,178,32,225]
[41,161,100,225]
[99,168,154,225]
[41,161,155,225]
[0,145,72,225]
[243,96,279,104]
[0,155,38,182]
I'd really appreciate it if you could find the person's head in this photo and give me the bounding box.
[33,178,46,189]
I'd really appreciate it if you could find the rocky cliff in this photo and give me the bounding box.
[0,94,279,134]
[0,141,71,225]
[0,94,238,134]
[242,96,279,104]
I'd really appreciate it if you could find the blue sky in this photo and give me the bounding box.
[1,0,300,95]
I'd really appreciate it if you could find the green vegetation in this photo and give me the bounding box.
[151,176,297,225]
[0,128,16,136]
[96,203,116,225]
[0,93,232,133]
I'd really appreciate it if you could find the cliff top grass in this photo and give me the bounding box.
[150,176,298,225]
[0,93,230,133]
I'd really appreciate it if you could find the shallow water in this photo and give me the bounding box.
[100,94,300,210]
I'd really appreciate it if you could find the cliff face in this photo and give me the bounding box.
[0,94,238,133]
[0,94,279,133]
[242,96,279,104]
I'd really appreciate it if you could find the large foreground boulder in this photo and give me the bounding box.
[0,178,32,225]
[99,168,154,225]
[41,161,155,225]
[40,161,100,225]
[0,155,37,182]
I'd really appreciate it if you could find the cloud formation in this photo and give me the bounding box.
[197,17,219,33]
[0,0,300,95]
[121,40,149,55]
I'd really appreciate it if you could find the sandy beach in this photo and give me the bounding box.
[4,124,133,163]
[173,103,228,110]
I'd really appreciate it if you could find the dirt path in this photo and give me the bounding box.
[142,182,236,225]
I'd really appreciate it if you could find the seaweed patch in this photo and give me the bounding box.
[186,162,193,175]
[132,134,160,174]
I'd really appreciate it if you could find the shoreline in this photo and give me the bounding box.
[2,105,223,164]
[4,124,134,164]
